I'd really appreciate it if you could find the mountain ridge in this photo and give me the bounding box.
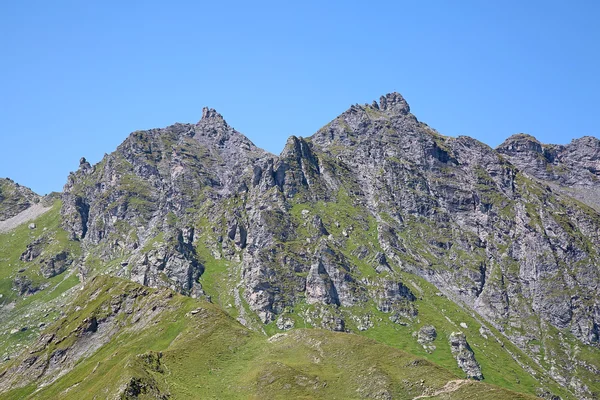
[1,92,599,399]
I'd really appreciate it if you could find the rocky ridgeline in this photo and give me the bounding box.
[55,93,600,398]
[497,133,600,188]
[497,133,600,210]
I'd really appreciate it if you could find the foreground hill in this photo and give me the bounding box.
[0,275,535,400]
[0,93,599,399]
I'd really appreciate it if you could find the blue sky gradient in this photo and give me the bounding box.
[1,0,599,194]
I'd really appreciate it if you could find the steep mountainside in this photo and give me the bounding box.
[1,93,599,399]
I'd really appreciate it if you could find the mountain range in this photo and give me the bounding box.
[0,93,598,399]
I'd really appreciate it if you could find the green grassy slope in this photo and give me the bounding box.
[0,276,535,400]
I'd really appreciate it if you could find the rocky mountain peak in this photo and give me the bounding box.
[194,106,238,144]
[378,92,410,115]
[280,136,310,158]
[199,107,228,126]
[309,92,419,152]
[496,133,542,155]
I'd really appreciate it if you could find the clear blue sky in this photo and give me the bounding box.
[1,1,598,195]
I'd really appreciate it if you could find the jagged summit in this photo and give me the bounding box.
[202,107,225,120]
[345,92,412,117]
[200,106,227,123]
[498,133,600,155]
[193,107,269,160]
[309,92,421,153]
[378,92,410,114]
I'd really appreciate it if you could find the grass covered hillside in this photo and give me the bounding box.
[0,275,535,400]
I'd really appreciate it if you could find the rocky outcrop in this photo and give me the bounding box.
[375,280,416,312]
[497,134,600,186]
[12,276,38,296]
[20,237,46,262]
[305,260,339,306]
[121,375,169,400]
[275,315,295,330]
[417,325,437,352]
[40,251,72,278]
[0,178,40,221]
[19,236,73,278]
[449,332,483,380]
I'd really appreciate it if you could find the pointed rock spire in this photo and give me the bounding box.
[379,92,410,115]
[198,107,228,127]
[78,157,93,174]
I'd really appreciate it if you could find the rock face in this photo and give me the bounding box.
[129,229,203,297]
[449,332,483,380]
[54,92,600,398]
